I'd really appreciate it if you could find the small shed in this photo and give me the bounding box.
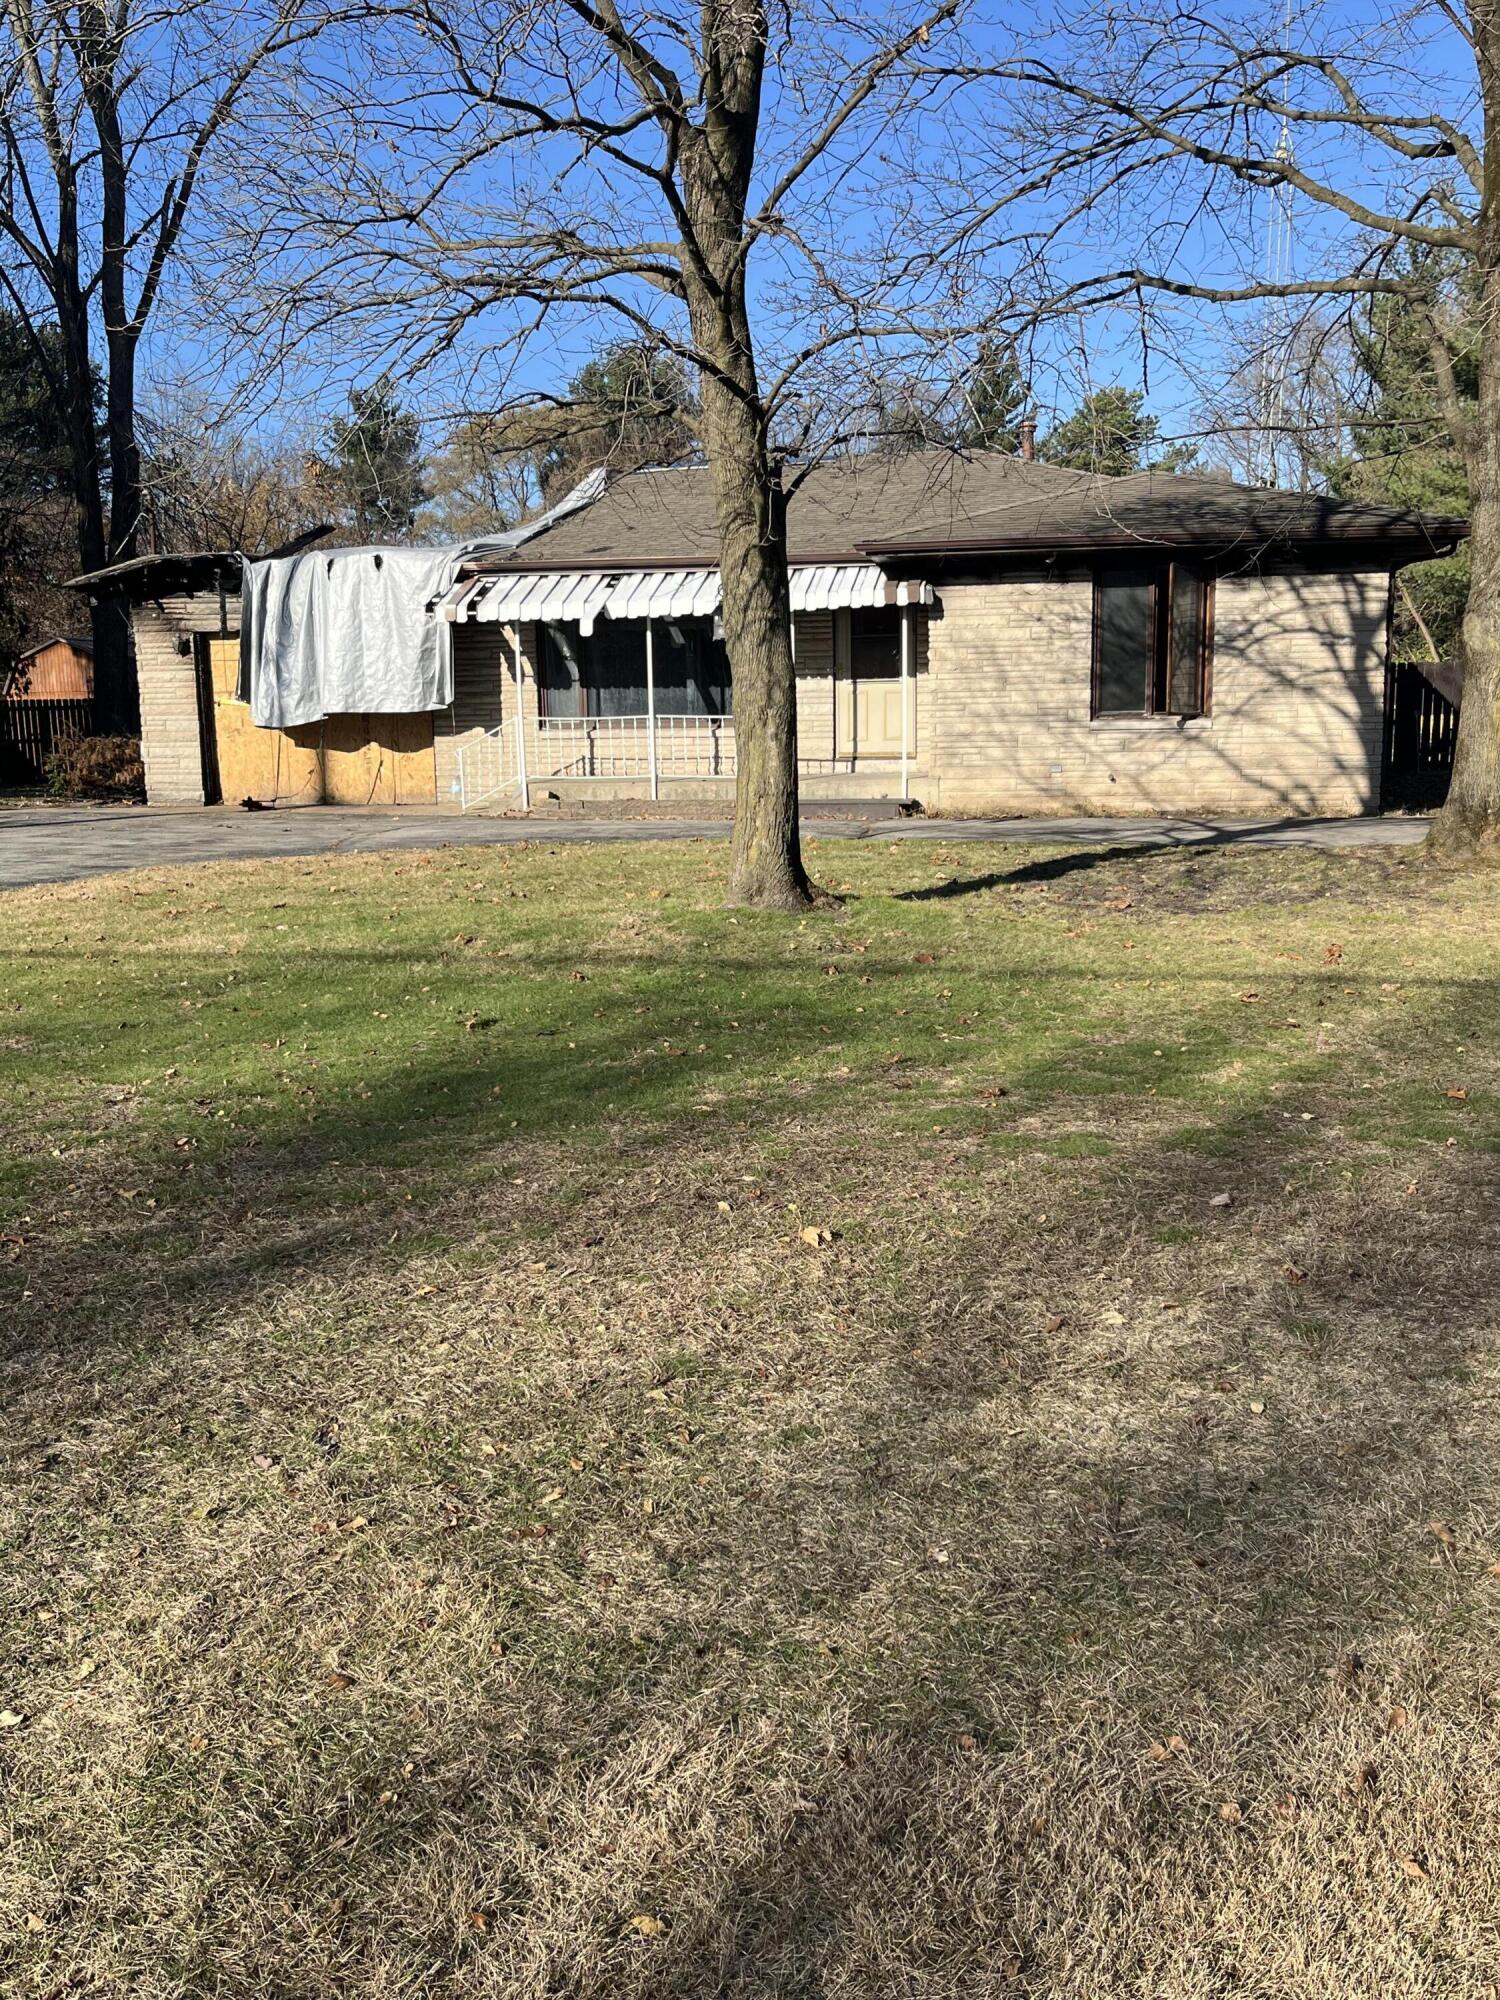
[0,636,97,782]
[4,636,94,700]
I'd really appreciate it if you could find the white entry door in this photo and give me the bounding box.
[836,606,911,761]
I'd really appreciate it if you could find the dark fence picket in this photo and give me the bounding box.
[1382,660,1457,812]
[0,698,95,783]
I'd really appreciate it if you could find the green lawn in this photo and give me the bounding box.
[3,834,1500,1997]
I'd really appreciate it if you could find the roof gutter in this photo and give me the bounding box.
[856,520,1470,561]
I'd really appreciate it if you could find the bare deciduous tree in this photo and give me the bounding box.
[252,0,997,908]
[954,2,1494,854]
[0,0,333,728]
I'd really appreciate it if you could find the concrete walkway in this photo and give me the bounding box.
[0,802,1430,892]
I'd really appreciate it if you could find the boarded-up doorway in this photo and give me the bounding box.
[204,638,437,805]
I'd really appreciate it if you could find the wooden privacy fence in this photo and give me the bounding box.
[1382,658,1457,812]
[0,697,94,782]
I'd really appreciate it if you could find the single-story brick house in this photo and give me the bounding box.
[76,449,1464,816]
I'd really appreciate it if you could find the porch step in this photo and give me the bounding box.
[507,794,921,824]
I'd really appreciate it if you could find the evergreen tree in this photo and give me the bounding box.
[1039,386,1196,476]
[324,375,430,538]
[537,341,697,500]
[0,312,85,661]
[957,340,1032,453]
[869,375,947,457]
[1325,250,1475,662]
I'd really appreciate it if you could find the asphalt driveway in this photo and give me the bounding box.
[0,802,1430,892]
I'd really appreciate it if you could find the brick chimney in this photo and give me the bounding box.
[1018,418,1036,462]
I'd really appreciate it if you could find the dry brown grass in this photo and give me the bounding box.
[2,836,1499,1997]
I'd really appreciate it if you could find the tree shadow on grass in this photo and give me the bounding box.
[898,821,1425,900]
[4,943,1499,1996]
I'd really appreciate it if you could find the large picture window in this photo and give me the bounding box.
[537,618,732,719]
[1092,565,1212,719]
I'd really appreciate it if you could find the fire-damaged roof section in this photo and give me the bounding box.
[464,451,1465,573]
[63,549,244,598]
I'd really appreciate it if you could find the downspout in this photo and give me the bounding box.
[512,625,530,811]
[900,600,912,802]
[646,616,659,800]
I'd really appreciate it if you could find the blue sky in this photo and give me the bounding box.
[8,0,1480,477]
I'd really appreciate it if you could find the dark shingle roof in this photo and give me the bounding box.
[469,450,1464,572]
[863,468,1466,559]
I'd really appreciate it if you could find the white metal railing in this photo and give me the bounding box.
[451,711,927,813]
[534,712,736,781]
[454,723,518,812]
[455,712,738,810]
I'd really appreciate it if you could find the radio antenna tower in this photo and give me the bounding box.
[1256,0,1298,486]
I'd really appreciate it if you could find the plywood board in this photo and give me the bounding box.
[204,639,437,807]
[208,639,321,805]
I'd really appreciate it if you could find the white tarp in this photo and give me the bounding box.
[237,470,609,730]
[238,545,456,730]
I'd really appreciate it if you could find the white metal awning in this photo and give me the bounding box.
[439,563,932,631]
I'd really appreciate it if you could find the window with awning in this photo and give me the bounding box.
[537,617,733,718]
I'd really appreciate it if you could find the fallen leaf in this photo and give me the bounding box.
[1386,1705,1411,1731]
[626,1913,668,1937]
[799,1225,831,1249]
[1399,1854,1430,1881]
[1428,1519,1456,1549]
[1219,1800,1243,1823]
[1208,1192,1233,1208]
[467,1910,490,1931]
[1249,1399,1265,1415]
[1446,1087,1470,1102]
[912,951,937,965]
[325,1670,354,1690]
[0,1708,26,1729]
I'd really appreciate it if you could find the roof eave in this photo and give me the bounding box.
[857,521,1470,561]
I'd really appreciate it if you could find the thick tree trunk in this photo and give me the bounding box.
[1431,4,1500,856]
[693,360,812,909]
[679,12,813,912]
[1431,473,1500,856]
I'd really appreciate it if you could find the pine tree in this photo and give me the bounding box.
[958,341,1032,453]
[1039,386,1196,476]
[1325,251,1475,662]
[537,341,697,500]
[0,311,85,660]
[324,376,429,538]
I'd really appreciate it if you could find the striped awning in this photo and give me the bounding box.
[440,563,931,631]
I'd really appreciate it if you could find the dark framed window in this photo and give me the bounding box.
[1091,564,1212,718]
[849,605,902,680]
[536,618,731,718]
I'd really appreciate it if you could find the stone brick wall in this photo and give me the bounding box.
[921,568,1389,816]
[133,592,241,806]
[135,567,1391,817]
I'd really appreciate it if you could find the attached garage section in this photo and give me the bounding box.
[203,637,437,806]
